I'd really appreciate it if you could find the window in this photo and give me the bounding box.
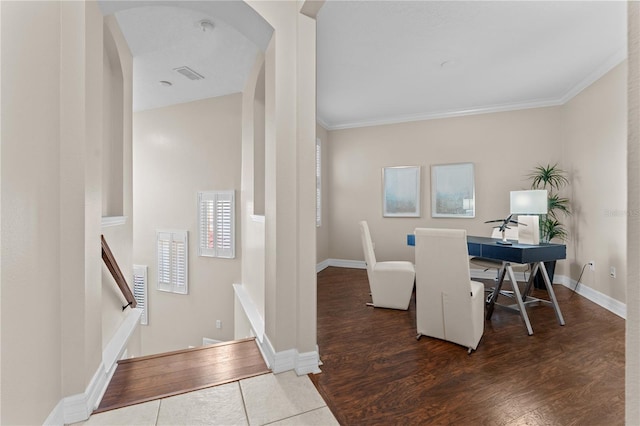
[157,230,188,294]
[316,138,322,227]
[133,265,148,325]
[198,190,235,258]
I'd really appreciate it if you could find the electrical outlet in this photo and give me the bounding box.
[610,266,616,278]
[588,261,595,271]
[216,320,222,329]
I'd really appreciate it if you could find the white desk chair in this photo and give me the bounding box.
[469,227,530,283]
[415,228,484,353]
[360,221,415,310]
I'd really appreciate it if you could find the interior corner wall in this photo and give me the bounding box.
[326,107,561,264]
[316,123,330,263]
[1,2,63,423]
[80,0,106,391]
[241,53,266,324]
[133,94,242,356]
[101,15,136,353]
[560,61,628,303]
[102,20,124,218]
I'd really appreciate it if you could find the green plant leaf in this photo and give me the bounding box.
[547,193,571,219]
[540,217,568,242]
[528,163,569,190]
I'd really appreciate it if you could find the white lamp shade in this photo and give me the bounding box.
[510,190,548,214]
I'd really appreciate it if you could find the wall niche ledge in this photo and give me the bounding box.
[101,216,128,228]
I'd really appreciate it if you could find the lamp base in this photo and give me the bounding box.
[517,215,540,245]
[496,240,512,246]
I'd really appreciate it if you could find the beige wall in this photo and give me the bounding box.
[0,1,133,423]
[316,123,330,263]
[1,2,63,422]
[102,20,124,217]
[326,107,562,264]
[244,1,318,360]
[323,61,628,306]
[240,53,267,325]
[560,61,627,303]
[133,94,242,355]
[101,14,136,355]
[626,4,640,422]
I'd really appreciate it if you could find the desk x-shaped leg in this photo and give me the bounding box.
[485,261,565,335]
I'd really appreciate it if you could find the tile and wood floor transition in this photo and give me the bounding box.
[81,370,336,426]
[96,339,271,413]
[82,266,624,425]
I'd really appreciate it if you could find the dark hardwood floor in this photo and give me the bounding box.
[95,338,270,413]
[310,267,624,425]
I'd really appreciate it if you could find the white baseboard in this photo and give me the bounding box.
[554,274,626,319]
[316,259,330,273]
[260,335,321,375]
[234,283,320,375]
[43,400,64,426]
[321,259,626,319]
[45,308,142,425]
[295,349,322,375]
[316,259,366,270]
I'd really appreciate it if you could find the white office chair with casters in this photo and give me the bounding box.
[469,227,530,299]
[359,221,415,310]
[415,228,484,353]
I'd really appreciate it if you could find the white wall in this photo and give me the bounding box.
[133,94,242,355]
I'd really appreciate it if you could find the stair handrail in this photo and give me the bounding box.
[101,234,137,310]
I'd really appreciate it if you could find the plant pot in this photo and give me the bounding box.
[533,260,556,290]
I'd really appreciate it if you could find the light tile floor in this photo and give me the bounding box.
[77,371,339,426]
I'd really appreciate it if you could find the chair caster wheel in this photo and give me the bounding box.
[416,333,422,340]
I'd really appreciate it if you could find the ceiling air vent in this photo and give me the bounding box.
[173,66,205,81]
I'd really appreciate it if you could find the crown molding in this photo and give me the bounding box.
[323,99,564,131]
[318,48,628,131]
[559,45,627,104]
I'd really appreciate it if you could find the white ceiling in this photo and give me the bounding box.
[98,0,273,112]
[316,0,627,129]
[99,1,627,129]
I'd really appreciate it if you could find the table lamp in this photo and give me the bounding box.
[510,190,548,245]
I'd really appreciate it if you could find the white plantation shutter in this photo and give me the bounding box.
[199,195,215,257]
[133,265,148,325]
[316,138,322,227]
[157,230,188,294]
[198,190,235,258]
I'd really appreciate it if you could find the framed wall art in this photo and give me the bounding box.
[431,162,475,218]
[382,166,421,217]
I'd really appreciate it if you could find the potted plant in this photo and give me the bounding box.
[527,163,571,287]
